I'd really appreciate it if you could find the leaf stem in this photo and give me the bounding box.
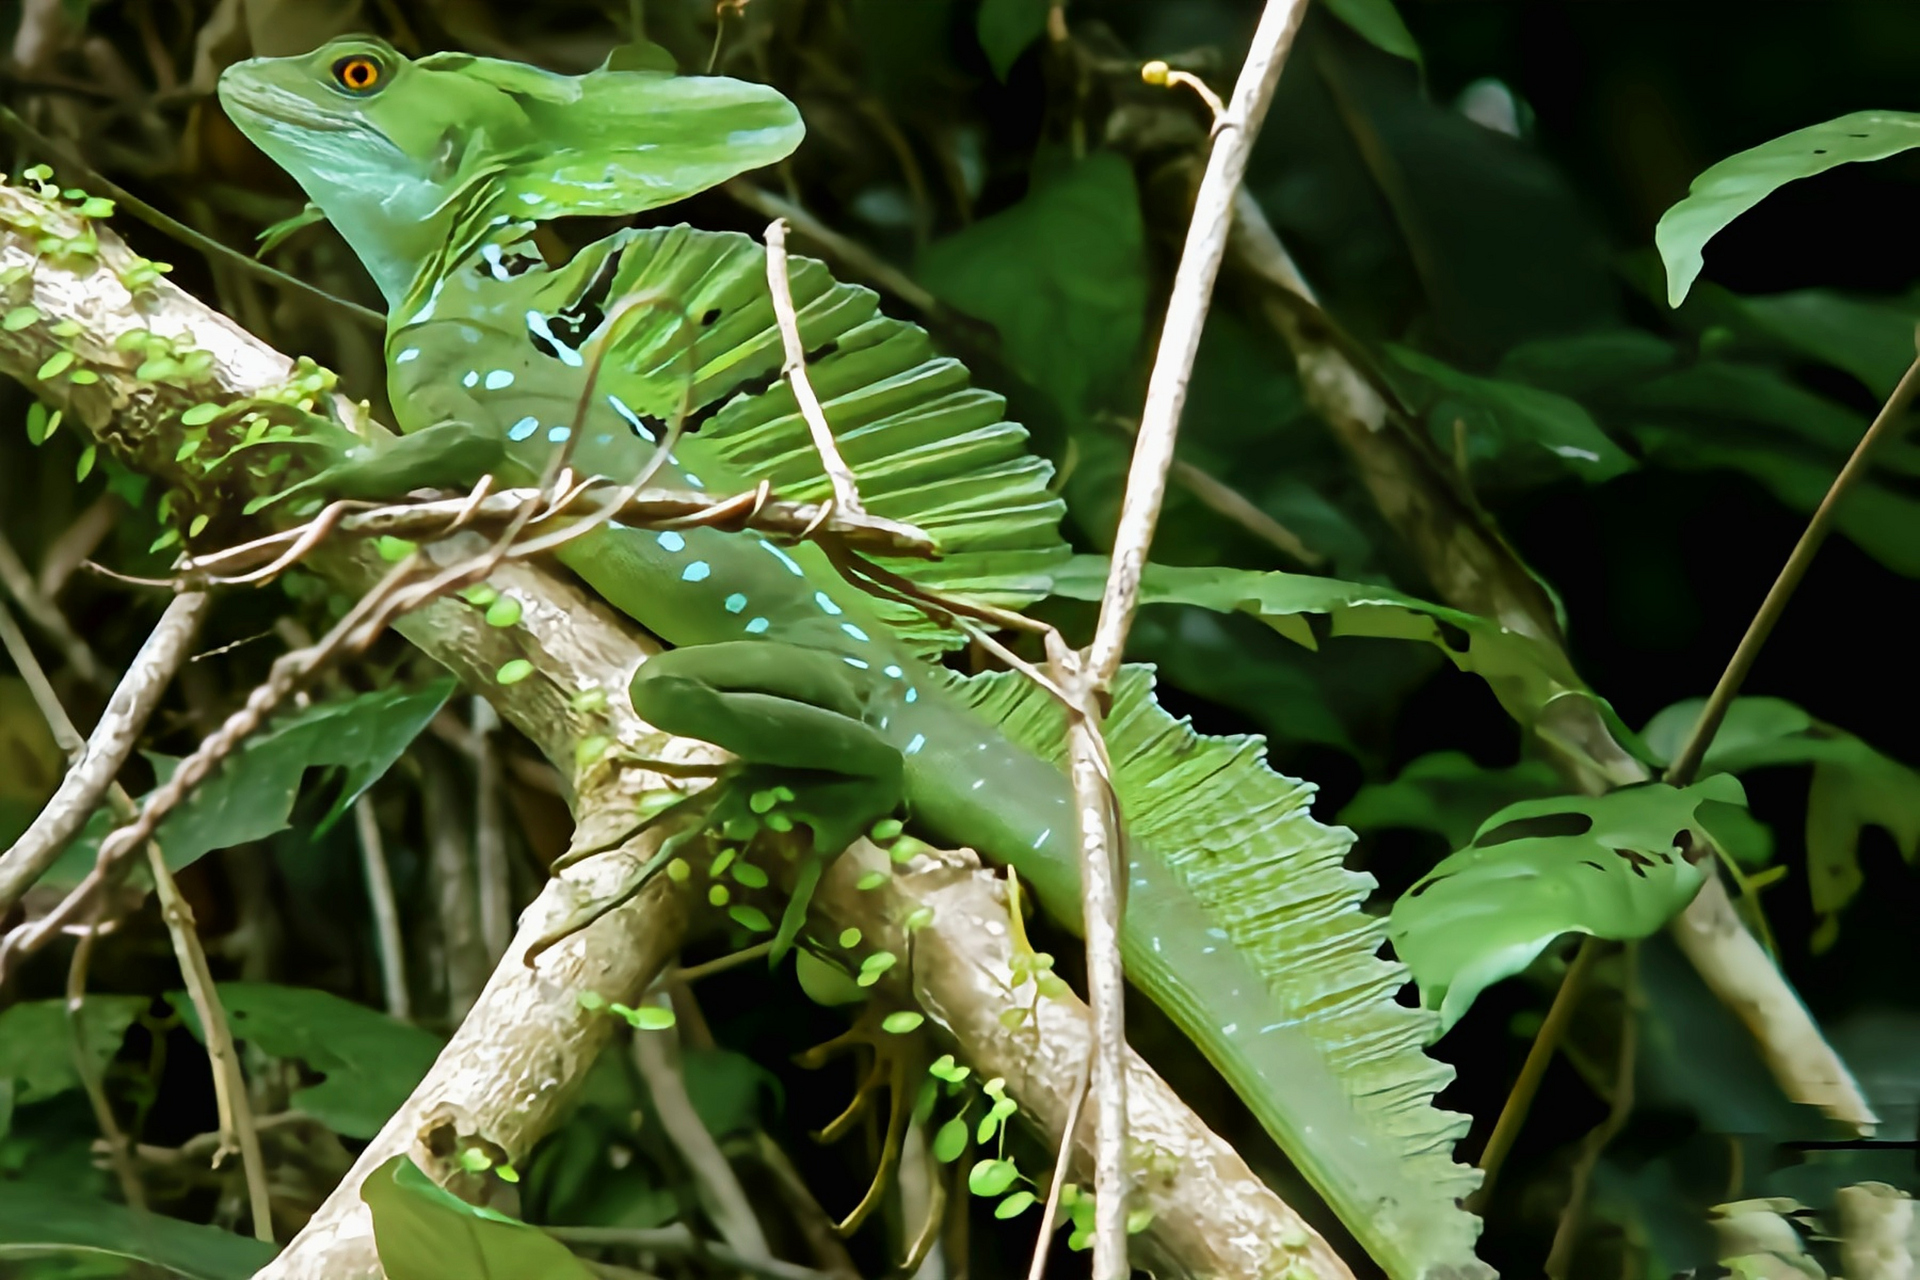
[1469,937,1603,1208]
[1665,345,1920,787]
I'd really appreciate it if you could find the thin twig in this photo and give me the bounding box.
[1070,4,1310,1271]
[1665,346,1920,787]
[630,999,774,1265]
[0,591,211,917]
[764,218,867,518]
[1469,938,1603,1208]
[664,941,775,986]
[470,697,512,963]
[728,184,943,316]
[354,796,410,1020]
[1545,945,1639,1278]
[547,1225,826,1280]
[66,914,146,1211]
[0,591,270,1237]
[149,841,275,1241]
[1026,1051,1092,1280]
[0,528,109,687]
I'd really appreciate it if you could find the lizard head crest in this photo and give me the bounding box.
[219,37,804,306]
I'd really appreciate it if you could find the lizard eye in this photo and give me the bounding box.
[331,55,384,94]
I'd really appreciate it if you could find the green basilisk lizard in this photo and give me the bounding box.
[216,38,1486,1279]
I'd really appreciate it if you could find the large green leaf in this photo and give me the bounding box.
[1643,697,1920,950]
[917,151,1147,423]
[173,984,442,1139]
[1623,360,1920,577]
[1388,344,1635,484]
[363,1155,597,1280]
[0,997,148,1107]
[1340,751,1565,848]
[1387,777,1741,1030]
[1046,557,1615,751]
[0,1184,275,1280]
[41,680,454,887]
[1656,111,1920,307]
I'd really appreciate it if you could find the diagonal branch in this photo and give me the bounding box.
[1220,184,1876,1133]
[1,176,1346,1280]
[0,590,210,916]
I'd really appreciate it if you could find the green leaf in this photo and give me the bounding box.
[173,984,441,1139]
[1322,0,1422,64]
[933,1116,970,1163]
[1721,289,1920,400]
[42,680,453,888]
[1642,697,1920,950]
[997,1190,1038,1219]
[968,1158,1020,1197]
[1656,111,1920,307]
[679,1046,782,1138]
[1623,365,1920,577]
[1046,557,1610,748]
[1388,345,1635,483]
[362,1155,597,1280]
[977,0,1051,79]
[918,151,1147,423]
[0,1184,276,1280]
[1339,752,1565,849]
[0,997,148,1106]
[254,202,329,255]
[1387,778,1739,1031]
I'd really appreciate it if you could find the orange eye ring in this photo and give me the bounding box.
[331,55,383,94]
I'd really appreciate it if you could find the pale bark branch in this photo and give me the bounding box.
[0,590,210,915]
[1221,183,1877,1132]
[1076,3,1309,1271]
[816,840,1356,1280]
[1,177,1340,1279]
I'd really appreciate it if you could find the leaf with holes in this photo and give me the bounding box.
[1642,697,1920,951]
[0,996,149,1106]
[1657,111,1920,307]
[1388,777,1740,1031]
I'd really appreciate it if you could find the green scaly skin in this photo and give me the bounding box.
[217,40,1488,1279]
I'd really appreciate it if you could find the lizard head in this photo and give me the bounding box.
[219,37,804,307]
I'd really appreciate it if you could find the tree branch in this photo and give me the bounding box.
[1221,187,1876,1132]
[0,176,1340,1279]
[1077,2,1308,1270]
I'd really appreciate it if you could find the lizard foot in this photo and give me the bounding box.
[796,1003,927,1236]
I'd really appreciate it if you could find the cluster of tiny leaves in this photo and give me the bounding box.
[918,1053,1151,1248]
